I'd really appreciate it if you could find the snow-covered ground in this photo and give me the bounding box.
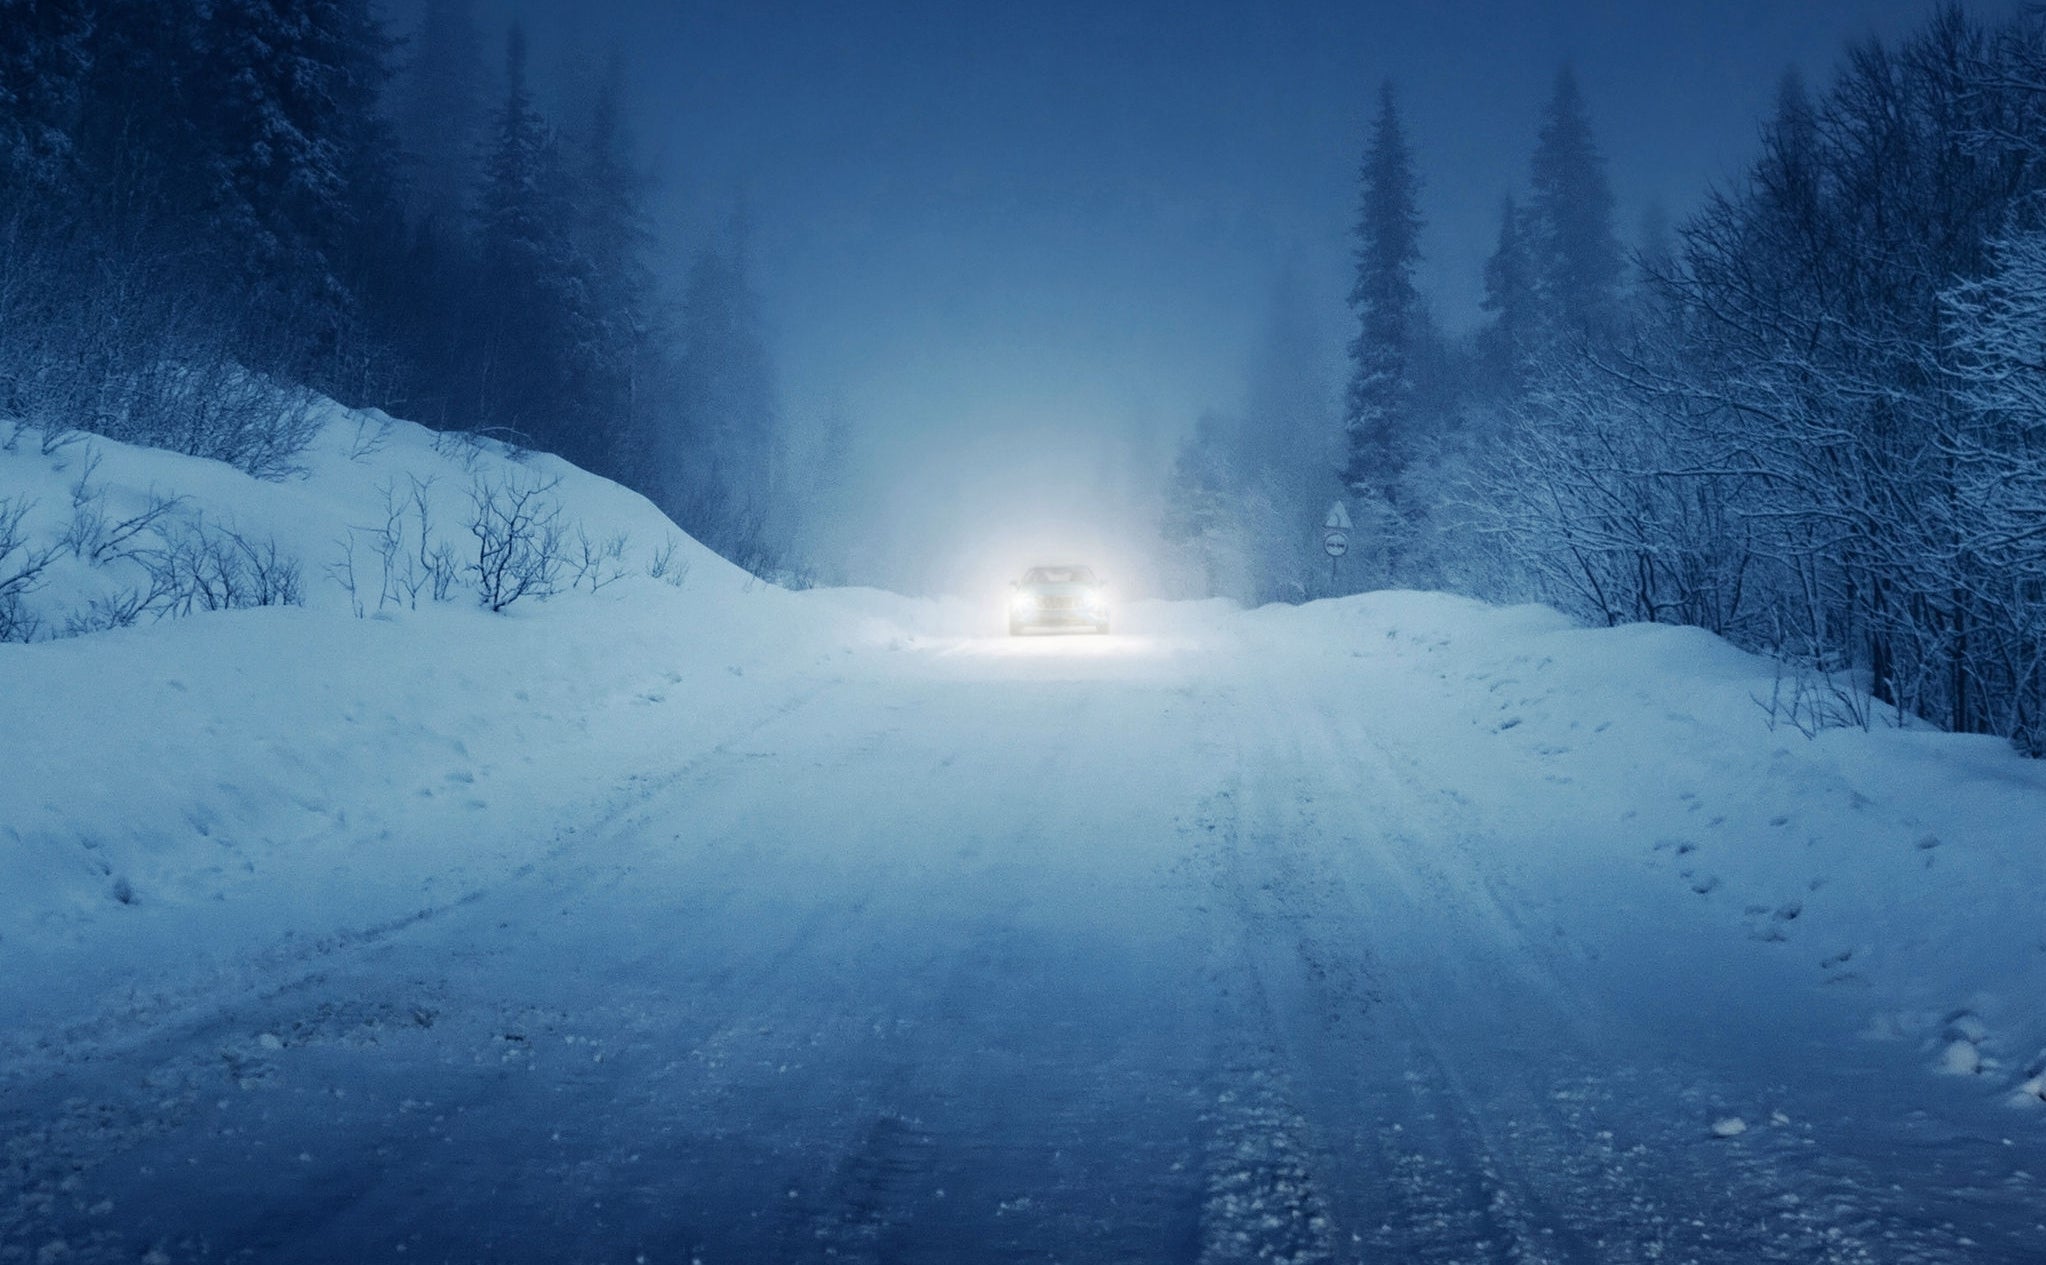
[3,408,2044,1262]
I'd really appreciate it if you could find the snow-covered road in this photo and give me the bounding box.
[7,595,2045,1264]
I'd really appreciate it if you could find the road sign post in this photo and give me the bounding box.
[1323,501,1352,592]
[1323,527,1348,588]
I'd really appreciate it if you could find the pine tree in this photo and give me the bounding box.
[574,49,657,484]
[1160,412,1250,600]
[199,0,398,347]
[669,225,781,552]
[69,1,211,240]
[1478,194,1537,396]
[1239,264,1336,602]
[474,23,596,458]
[0,0,92,197]
[395,0,484,236]
[1527,67,1623,346]
[1342,81,1425,513]
[476,25,552,285]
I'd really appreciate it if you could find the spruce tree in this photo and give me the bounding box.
[199,0,397,351]
[574,50,657,484]
[475,23,595,459]
[1342,81,1424,589]
[670,224,780,553]
[1342,81,1424,535]
[1479,194,1537,396]
[396,0,484,236]
[0,0,92,197]
[70,1,211,248]
[1527,67,1623,346]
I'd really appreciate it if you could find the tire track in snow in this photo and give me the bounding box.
[1188,767,1560,1265]
[0,677,864,1264]
[1,676,847,1078]
[1241,644,1986,1263]
[1179,775,1343,1265]
[799,1113,943,1265]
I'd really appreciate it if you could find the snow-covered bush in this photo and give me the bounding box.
[467,474,566,612]
[328,476,461,618]
[568,525,631,593]
[142,518,304,616]
[646,535,692,588]
[0,493,56,641]
[0,219,325,480]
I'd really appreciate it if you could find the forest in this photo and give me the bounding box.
[0,0,793,577]
[1165,6,2046,756]
[2,1,2044,753]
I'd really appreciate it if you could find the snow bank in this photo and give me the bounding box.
[0,404,948,1039]
[1233,588,2046,1114]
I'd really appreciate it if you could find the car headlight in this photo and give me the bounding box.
[1011,591,1037,610]
[1084,589,1106,608]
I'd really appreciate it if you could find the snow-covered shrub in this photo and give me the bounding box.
[141,518,304,616]
[0,218,323,480]
[568,525,630,593]
[646,535,691,588]
[115,358,323,481]
[328,477,461,617]
[433,427,533,475]
[58,450,184,565]
[0,494,56,641]
[467,474,565,612]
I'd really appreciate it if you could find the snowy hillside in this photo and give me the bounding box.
[4,402,2045,1260]
[0,407,970,1033]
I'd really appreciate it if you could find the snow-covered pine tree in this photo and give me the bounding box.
[198,0,398,361]
[573,49,658,487]
[1526,67,1622,348]
[1477,194,1536,398]
[1341,81,1425,585]
[668,221,783,565]
[1160,412,1253,601]
[1238,264,1336,603]
[396,0,484,237]
[0,0,91,196]
[474,22,597,462]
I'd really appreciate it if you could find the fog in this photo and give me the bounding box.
[382,0,2008,597]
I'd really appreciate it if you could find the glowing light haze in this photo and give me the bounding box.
[446,0,2008,593]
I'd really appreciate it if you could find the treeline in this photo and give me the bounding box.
[1160,65,1648,605]
[0,0,794,569]
[1167,4,2046,755]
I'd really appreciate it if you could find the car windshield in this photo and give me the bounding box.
[1023,566,1095,586]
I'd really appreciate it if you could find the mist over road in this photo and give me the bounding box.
[6,598,2042,1264]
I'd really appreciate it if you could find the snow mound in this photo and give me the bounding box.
[0,401,948,1040]
[1,402,746,637]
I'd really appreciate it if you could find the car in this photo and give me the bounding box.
[1008,564,1109,636]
